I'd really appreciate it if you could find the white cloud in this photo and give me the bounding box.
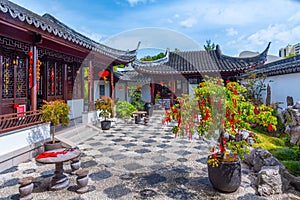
[103,28,201,51]
[180,17,197,28]
[226,28,238,36]
[78,26,104,42]
[127,0,147,6]
[288,11,300,23]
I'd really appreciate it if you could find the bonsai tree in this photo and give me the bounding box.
[165,77,277,164]
[95,96,114,121]
[41,100,70,144]
[163,76,278,192]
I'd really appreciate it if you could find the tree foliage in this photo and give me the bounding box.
[140,52,165,61]
[204,40,216,51]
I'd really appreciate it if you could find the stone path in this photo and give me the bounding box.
[0,111,299,200]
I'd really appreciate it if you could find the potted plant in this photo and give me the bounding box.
[41,100,70,150]
[116,100,136,122]
[163,76,277,192]
[95,96,114,130]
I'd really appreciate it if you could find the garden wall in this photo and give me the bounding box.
[0,123,50,172]
[262,72,300,107]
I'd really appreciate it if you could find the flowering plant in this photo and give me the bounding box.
[163,76,277,166]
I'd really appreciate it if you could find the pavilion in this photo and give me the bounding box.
[0,0,138,131]
[116,43,271,107]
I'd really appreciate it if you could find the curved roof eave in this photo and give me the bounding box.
[0,0,138,62]
[216,42,271,65]
[134,67,240,75]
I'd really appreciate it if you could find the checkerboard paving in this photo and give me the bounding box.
[0,110,299,200]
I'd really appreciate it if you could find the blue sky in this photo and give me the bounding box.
[9,0,300,56]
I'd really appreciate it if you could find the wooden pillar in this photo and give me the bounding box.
[110,65,114,99]
[151,77,155,104]
[30,46,37,110]
[125,82,128,101]
[88,61,94,111]
[63,64,67,101]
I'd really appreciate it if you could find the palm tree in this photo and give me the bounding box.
[204,40,216,51]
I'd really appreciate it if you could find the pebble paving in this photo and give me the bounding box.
[0,110,299,199]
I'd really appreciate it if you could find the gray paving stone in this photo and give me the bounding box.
[109,154,127,161]
[123,163,143,171]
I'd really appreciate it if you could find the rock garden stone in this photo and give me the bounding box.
[257,166,282,196]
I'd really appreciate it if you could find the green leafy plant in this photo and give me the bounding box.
[281,161,300,176]
[116,101,136,119]
[130,86,144,111]
[95,96,114,121]
[41,100,70,144]
[163,76,278,167]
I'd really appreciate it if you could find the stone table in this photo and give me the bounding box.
[35,148,81,191]
[132,111,147,124]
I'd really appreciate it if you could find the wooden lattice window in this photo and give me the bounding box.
[1,55,27,99]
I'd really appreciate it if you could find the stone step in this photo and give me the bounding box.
[56,125,99,146]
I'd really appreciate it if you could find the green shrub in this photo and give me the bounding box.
[282,161,300,176]
[270,148,298,161]
[116,101,136,119]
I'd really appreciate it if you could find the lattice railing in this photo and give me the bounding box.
[0,110,43,134]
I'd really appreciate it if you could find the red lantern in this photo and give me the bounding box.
[98,70,109,78]
[13,103,19,109]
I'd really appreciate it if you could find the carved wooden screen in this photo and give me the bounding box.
[67,63,82,100]
[2,55,27,99]
[16,58,27,98]
[47,60,63,97]
[2,56,14,99]
[55,62,63,96]
[47,60,55,96]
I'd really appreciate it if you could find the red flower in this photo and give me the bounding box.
[268,123,274,131]
[232,98,236,108]
[219,142,225,152]
[233,90,238,95]
[254,107,259,115]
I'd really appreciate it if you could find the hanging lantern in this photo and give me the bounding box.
[98,70,109,83]
[36,59,41,90]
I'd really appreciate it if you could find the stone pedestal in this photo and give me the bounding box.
[19,176,34,200]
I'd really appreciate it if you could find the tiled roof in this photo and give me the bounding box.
[246,54,300,77]
[115,71,151,83]
[0,0,138,62]
[132,43,270,75]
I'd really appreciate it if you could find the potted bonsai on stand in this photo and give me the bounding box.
[95,96,114,130]
[164,76,278,192]
[41,100,70,151]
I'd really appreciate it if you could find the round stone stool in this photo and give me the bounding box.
[75,169,89,193]
[70,157,81,174]
[18,176,34,200]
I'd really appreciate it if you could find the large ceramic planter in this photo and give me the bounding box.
[101,120,111,130]
[207,157,241,193]
[44,140,63,151]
